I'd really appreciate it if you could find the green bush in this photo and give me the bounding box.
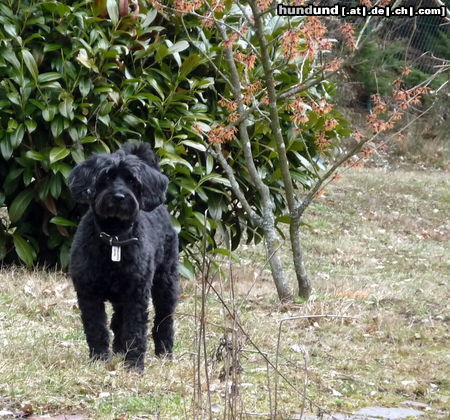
[0,0,233,276]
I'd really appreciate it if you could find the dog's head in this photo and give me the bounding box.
[68,143,168,221]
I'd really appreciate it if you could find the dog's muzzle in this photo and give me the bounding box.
[95,190,139,220]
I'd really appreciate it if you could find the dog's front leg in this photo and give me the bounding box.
[77,296,110,361]
[121,299,149,371]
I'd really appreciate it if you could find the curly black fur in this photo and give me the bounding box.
[68,142,179,371]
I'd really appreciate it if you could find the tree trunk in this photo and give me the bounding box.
[289,219,312,300]
[262,218,293,302]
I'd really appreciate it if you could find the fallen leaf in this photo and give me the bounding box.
[365,325,377,333]
[21,403,33,416]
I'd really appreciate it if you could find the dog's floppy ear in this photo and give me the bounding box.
[68,155,103,203]
[122,142,168,212]
[139,164,169,212]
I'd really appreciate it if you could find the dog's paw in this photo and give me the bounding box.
[125,359,145,373]
[155,349,173,360]
[89,350,111,363]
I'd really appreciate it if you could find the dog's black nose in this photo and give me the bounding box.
[113,192,126,200]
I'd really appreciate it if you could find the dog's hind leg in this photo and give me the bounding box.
[77,296,110,361]
[151,259,179,358]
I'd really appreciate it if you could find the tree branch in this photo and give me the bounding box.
[213,18,273,208]
[248,0,297,213]
[293,101,437,221]
[209,145,262,225]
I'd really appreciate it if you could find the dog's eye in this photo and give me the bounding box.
[127,176,138,186]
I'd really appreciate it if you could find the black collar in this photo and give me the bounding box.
[93,216,139,247]
[99,231,139,247]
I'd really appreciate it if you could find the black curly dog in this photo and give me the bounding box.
[68,142,179,371]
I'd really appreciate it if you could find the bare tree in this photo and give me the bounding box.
[159,0,448,301]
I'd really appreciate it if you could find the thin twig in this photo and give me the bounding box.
[279,314,359,322]
[293,83,438,223]
[209,145,262,225]
[313,102,437,200]
[180,16,232,89]
[237,240,284,313]
[204,277,303,396]
[274,314,358,417]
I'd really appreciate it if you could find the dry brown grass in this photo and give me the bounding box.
[0,167,449,419]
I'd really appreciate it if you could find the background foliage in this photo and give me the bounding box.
[0,0,224,275]
[0,0,349,274]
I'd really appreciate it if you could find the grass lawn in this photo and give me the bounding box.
[0,167,448,419]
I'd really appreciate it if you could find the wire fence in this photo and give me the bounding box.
[325,0,450,73]
[380,0,450,73]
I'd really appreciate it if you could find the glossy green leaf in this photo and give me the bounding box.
[50,162,72,178]
[26,150,47,162]
[181,140,206,152]
[58,97,74,119]
[10,124,25,148]
[71,148,85,164]
[143,8,157,26]
[9,189,35,223]
[25,120,37,133]
[38,72,62,83]
[2,49,20,69]
[49,174,62,198]
[49,147,70,164]
[160,153,194,171]
[50,217,77,227]
[59,243,71,269]
[6,119,18,133]
[179,261,195,281]
[42,106,57,122]
[206,154,214,175]
[42,1,71,16]
[168,40,189,55]
[147,78,165,99]
[51,116,65,138]
[13,234,36,267]
[212,247,240,262]
[0,137,13,160]
[4,168,23,184]
[80,136,98,144]
[21,49,39,82]
[79,78,91,97]
[106,0,119,23]
[3,23,17,37]
[179,54,203,79]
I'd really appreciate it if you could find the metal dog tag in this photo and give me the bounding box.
[111,246,121,262]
